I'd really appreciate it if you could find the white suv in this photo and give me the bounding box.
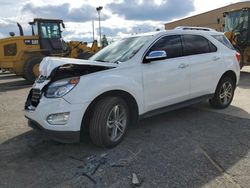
[25,29,240,148]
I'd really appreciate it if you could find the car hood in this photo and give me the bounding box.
[39,57,118,77]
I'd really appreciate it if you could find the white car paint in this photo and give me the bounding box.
[25,29,240,135]
[39,57,117,77]
[142,55,190,111]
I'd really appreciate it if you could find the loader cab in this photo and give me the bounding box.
[224,8,250,47]
[29,18,68,55]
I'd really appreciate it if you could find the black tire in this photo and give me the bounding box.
[23,57,43,83]
[209,76,235,109]
[77,52,93,59]
[89,96,130,148]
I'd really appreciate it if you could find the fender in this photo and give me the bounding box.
[63,65,145,114]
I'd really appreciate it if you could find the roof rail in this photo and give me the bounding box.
[174,26,216,31]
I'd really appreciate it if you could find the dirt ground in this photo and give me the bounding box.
[0,68,250,188]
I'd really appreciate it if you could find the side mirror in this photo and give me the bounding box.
[9,32,15,37]
[62,23,65,29]
[144,50,167,63]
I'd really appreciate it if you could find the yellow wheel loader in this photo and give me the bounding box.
[0,18,98,82]
[224,8,250,68]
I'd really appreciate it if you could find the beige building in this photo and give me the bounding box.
[165,1,250,32]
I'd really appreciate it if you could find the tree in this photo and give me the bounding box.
[101,35,108,47]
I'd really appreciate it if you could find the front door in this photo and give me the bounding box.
[142,35,190,112]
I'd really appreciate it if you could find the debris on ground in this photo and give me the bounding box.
[111,149,142,168]
[71,154,108,185]
[132,173,142,187]
[111,159,129,167]
[80,155,107,175]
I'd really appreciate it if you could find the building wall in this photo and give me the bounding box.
[165,2,250,32]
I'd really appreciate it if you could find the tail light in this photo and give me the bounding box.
[236,52,241,63]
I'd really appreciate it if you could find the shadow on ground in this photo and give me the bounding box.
[194,101,250,119]
[1,108,250,188]
[0,79,32,92]
[0,74,21,80]
[238,71,250,89]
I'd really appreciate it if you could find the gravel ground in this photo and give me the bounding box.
[0,69,250,188]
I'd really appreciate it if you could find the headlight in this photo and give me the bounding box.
[45,77,80,98]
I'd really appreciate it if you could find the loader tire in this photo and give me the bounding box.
[23,57,43,83]
[77,52,93,59]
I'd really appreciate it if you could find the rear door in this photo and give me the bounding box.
[142,35,190,112]
[182,34,221,98]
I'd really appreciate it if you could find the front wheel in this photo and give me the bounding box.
[209,77,235,109]
[89,96,130,148]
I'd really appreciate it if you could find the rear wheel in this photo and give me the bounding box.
[89,96,130,148]
[23,57,43,83]
[209,76,235,109]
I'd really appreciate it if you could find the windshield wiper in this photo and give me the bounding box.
[112,60,122,64]
[95,59,108,62]
[94,59,122,64]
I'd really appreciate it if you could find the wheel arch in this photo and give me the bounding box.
[210,70,237,109]
[219,70,237,86]
[80,89,139,135]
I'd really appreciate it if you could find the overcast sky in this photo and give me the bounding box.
[0,0,247,42]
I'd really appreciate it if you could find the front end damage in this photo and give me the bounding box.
[25,57,116,110]
[24,57,117,143]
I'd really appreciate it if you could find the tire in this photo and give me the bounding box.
[23,57,43,83]
[77,52,93,59]
[209,76,235,109]
[89,96,130,148]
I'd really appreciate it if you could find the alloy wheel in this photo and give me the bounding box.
[219,81,233,105]
[106,105,127,142]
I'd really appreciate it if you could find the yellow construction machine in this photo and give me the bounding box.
[224,8,250,68]
[0,18,98,82]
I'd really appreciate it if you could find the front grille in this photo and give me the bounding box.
[31,89,42,106]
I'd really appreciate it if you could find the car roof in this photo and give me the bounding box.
[128,28,223,38]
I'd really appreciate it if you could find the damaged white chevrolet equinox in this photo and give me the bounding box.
[25,28,240,148]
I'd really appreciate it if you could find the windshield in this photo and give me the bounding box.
[32,22,38,36]
[89,36,152,63]
[39,22,61,39]
[224,10,249,32]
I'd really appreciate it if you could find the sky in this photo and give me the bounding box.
[0,0,247,42]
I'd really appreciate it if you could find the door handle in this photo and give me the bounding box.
[212,56,220,61]
[178,63,189,69]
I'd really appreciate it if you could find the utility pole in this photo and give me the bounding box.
[96,6,103,48]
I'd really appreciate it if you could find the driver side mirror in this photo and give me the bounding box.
[144,50,167,63]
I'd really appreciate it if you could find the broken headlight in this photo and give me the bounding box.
[45,77,80,98]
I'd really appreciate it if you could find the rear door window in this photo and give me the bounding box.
[182,35,217,56]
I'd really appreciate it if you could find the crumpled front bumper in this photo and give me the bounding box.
[27,118,80,143]
[24,89,90,143]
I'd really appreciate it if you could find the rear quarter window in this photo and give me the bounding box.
[212,35,235,50]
